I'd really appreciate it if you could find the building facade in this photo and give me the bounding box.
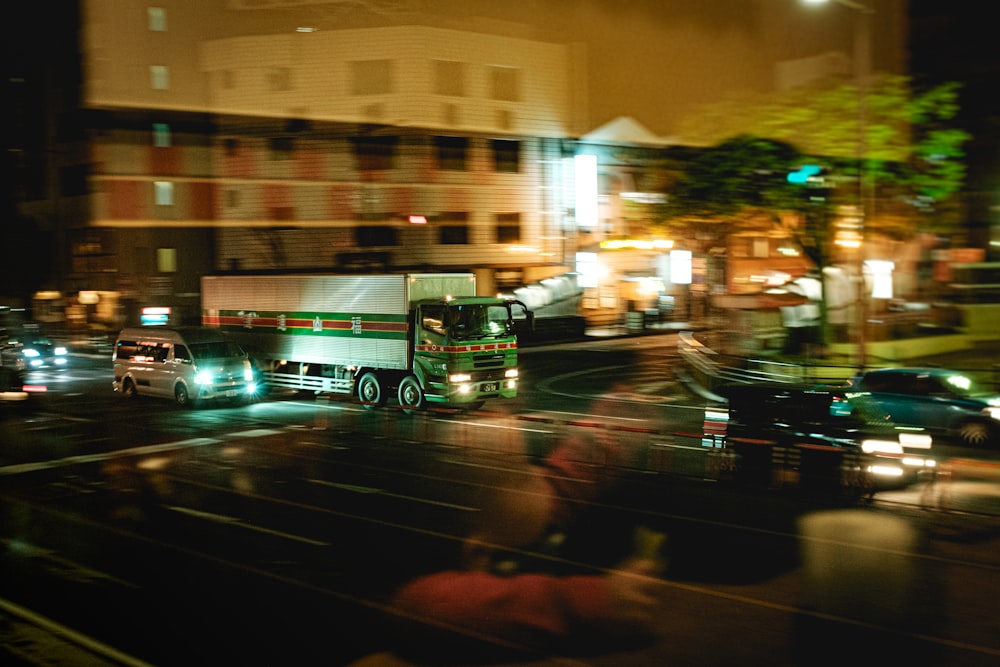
[11,1,910,331]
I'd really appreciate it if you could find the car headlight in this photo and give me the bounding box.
[861,440,904,455]
[986,407,1000,421]
[898,431,933,449]
[54,346,68,356]
[23,348,40,358]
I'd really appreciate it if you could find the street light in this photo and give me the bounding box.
[802,0,873,368]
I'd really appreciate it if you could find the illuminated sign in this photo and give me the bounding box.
[141,306,171,326]
[574,154,598,228]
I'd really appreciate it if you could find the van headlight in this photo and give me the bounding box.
[195,371,213,385]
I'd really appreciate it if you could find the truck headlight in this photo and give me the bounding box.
[449,373,472,383]
[505,368,518,378]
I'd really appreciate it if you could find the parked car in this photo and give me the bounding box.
[844,367,1000,447]
[708,382,935,492]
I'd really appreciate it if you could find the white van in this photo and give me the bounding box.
[112,326,260,406]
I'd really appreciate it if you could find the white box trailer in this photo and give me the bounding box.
[201,273,532,411]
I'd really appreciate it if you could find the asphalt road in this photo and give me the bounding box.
[1,343,999,666]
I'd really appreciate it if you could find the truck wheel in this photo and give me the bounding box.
[398,376,425,414]
[358,372,384,409]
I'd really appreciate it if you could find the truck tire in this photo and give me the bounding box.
[358,372,384,409]
[398,375,425,414]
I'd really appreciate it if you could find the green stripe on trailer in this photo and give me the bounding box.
[204,311,408,340]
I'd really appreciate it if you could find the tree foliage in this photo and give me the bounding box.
[660,135,807,235]
[673,74,970,223]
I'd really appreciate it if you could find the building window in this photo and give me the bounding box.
[148,7,167,32]
[154,181,174,206]
[351,60,392,95]
[439,211,469,245]
[439,226,469,245]
[150,65,169,90]
[268,67,291,92]
[226,189,239,208]
[488,66,520,102]
[433,60,466,96]
[152,123,171,148]
[434,136,468,171]
[270,137,293,161]
[491,139,520,173]
[495,212,521,243]
[224,138,239,156]
[351,135,397,171]
[157,247,177,273]
[356,226,398,247]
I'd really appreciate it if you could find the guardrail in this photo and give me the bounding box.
[677,331,856,399]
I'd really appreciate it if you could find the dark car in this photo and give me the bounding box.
[844,367,1000,447]
[707,382,935,492]
[3,329,69,370]
[0,365,46,412]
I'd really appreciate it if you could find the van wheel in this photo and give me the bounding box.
[357,373,384,410]
[175,383,192,408]
[398,375,425,414]
[121,378,137,399]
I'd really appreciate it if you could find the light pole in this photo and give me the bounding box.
[803,0,873,368]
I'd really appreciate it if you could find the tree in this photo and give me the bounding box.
[657,135,811,245]
[673,75,970,236]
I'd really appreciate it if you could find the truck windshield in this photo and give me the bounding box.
[189,341,246,360]
[449,304,510,341]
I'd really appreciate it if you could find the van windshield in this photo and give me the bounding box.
[189,341,245,360]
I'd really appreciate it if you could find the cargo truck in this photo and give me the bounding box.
[201,273,533,412]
